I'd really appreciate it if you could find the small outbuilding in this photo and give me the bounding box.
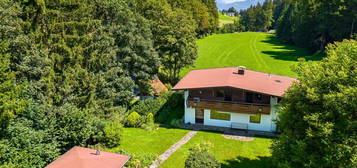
[149,78,168,95]
[46,146,130,168]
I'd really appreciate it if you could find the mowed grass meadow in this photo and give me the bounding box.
[109,127,189,156]
[218,13,236,27]
[107,128,273,168]
[160,131,273,168]
[181,32,322,77]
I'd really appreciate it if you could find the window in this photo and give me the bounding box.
[210,110,230,121]
[256,94,262,101]
[245,92,253,103]
[249,114,261,123]
[216,90,224,97]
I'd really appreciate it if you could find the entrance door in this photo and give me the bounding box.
[195,108,204,124]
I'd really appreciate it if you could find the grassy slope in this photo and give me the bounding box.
[160,131,273,168]
[109,127,189,156]
[181,32,321,77]
[219,13,237,27]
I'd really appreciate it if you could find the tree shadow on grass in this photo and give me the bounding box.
[261,35,323,62]
[222,156,273,168]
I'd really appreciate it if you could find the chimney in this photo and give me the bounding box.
[237,66,246,75]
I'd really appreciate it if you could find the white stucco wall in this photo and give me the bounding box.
[204,110,274,132]
[183,90,279,132]
[184,91,195,124]
[270,96,278,132]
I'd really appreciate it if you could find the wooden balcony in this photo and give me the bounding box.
[187,98,271,114]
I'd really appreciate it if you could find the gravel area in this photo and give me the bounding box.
[222,134,254,141]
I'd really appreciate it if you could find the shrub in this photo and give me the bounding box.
[126,112,141,127]
[0,119,60,168]
[100,121,123,148]
[131,97,165,116]
[156,92,184,124]
[107,108,128,124]
[127,153,156,168]
[141,122,159,131]
[129,91,185,126]
[145,113,154,123]
[170,118,183,128]
[115,149,156,168]
[185,143,220,168]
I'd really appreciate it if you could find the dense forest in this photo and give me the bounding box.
[222,0,356,51]
[0,0,218,167]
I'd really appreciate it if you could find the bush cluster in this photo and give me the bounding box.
[115,149,157,168]
[126,112,142,127]
[99,121,123,148]
[127,91,184,127]
[185,142,220,168]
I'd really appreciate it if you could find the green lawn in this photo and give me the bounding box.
[181,32,321,77]
[219,13,237,27]
[109,127,189,156]
[160,131,273,168]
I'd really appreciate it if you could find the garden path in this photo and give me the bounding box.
[149,131,197,168]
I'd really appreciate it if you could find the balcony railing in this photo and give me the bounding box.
[187,98,271,114]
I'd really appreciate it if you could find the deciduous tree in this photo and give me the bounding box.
[272,40,357,168]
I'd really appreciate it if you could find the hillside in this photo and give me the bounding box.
[218,13,236,27]
[181,32,322,77]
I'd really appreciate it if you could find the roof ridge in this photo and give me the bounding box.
[188,67,297,79]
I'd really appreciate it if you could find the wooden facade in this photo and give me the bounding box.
[187,87,271,114]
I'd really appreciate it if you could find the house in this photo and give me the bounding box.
[172,67,297,132]
[46,146,130,168]
[227,12,235,17]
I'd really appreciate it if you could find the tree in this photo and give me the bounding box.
[240,5,257,31]
[274,0,357,51]
[239,1,273,32]
[272,40,357,168]
[200,0,219,34]
[0,0,162,166]
[159,9,197,83]
[276,1,298,44]
[0,119,60,168]
[135,0,197,84]
[167,0,218,36]
[227,7,237,13]
[220,19,242,33]
[0,0,27,134]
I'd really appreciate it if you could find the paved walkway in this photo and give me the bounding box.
[149,131,197,168]
[182,124,279,137]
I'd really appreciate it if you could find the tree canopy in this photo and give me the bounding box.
[272,40,357,167]
[275,0,356,50]
[0,0,218,167]
[239,0,356,51]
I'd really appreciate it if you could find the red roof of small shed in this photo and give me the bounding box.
[46,146,130,168]
[149,78,168,94]
[172,68,297,97]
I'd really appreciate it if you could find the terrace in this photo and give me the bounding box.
[187,87,271,114]
[187,98,271,114]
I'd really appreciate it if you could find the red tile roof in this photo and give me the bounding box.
[46,146,130,168]
[149,78,168,94]
[172,67,297,97]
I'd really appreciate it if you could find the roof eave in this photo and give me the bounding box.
[171,86,284,97]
